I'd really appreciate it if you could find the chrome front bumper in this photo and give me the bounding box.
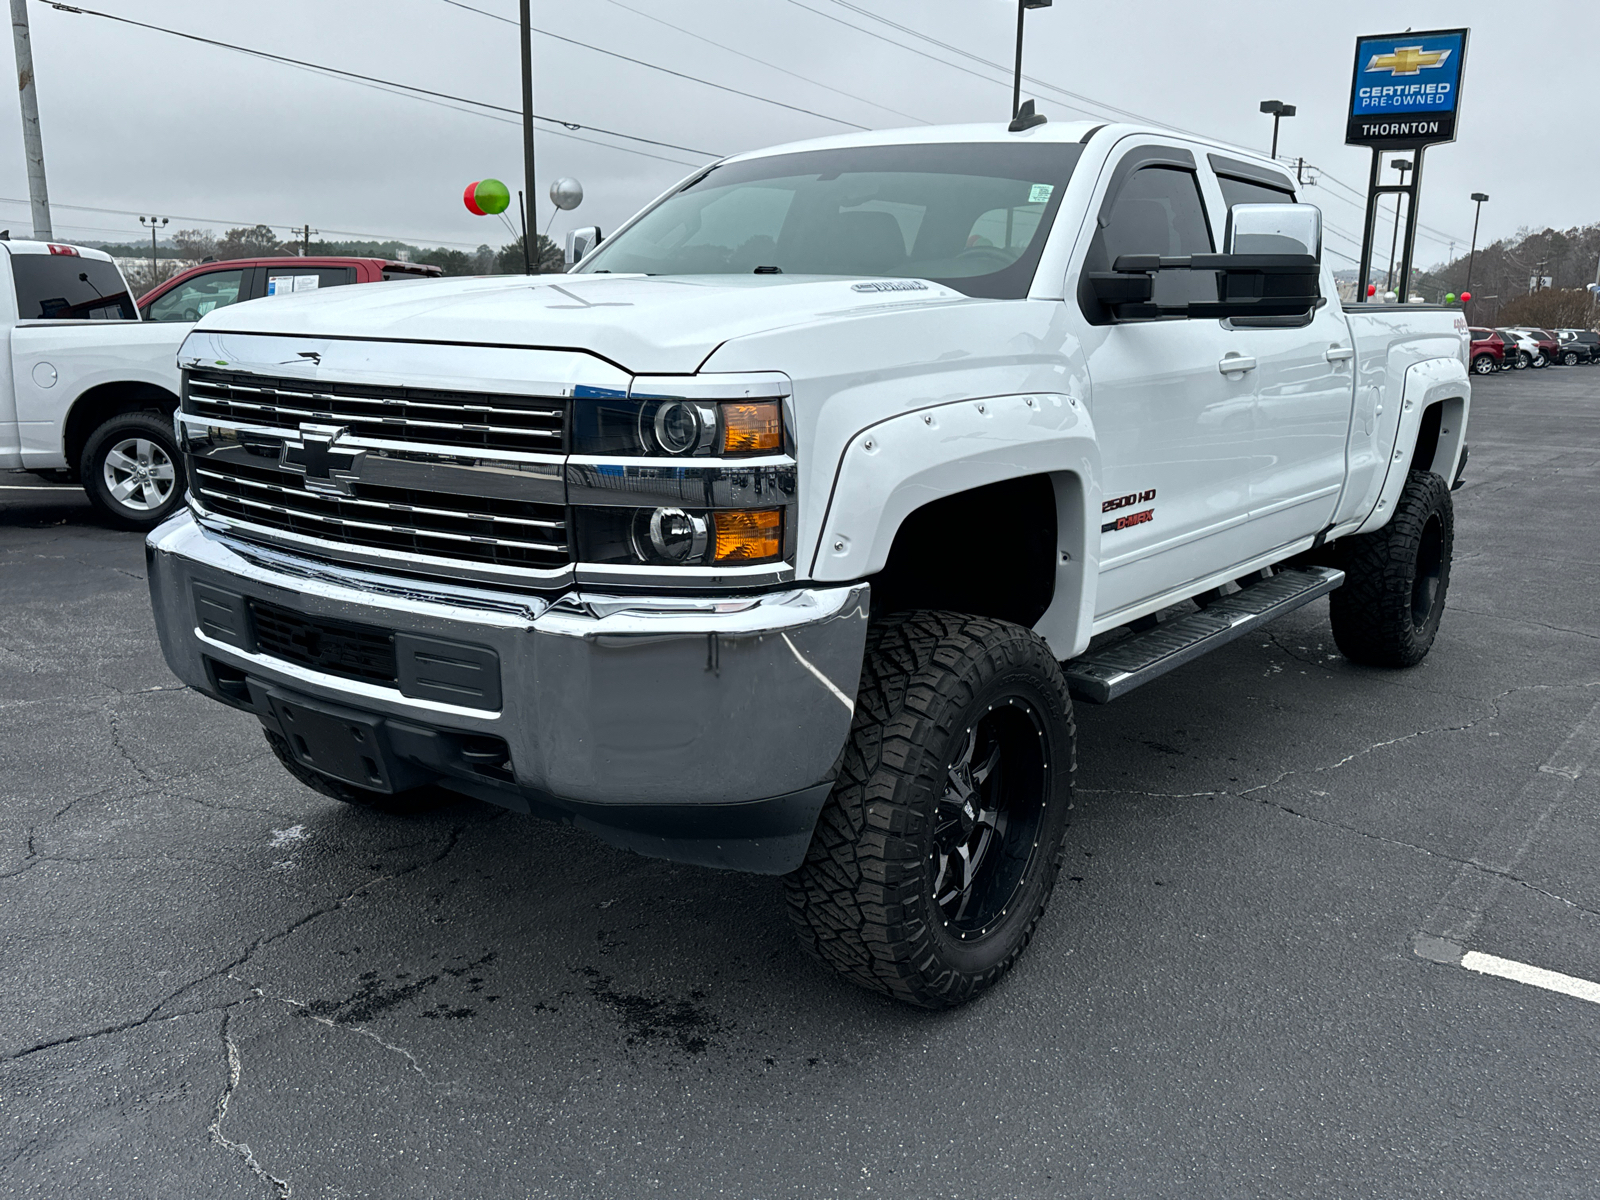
[146,513,869,872]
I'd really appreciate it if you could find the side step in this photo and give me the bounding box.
[1063,566,1345,704]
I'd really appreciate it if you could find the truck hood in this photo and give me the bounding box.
[195,272,973,374]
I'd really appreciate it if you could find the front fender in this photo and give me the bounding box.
[808,391,1101,658]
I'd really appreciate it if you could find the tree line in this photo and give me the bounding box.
[1415,221,1600,329]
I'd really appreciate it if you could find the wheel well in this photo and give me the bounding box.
[1411,401,1443,474]
[869,474,1056,627]
[63,382,178,476]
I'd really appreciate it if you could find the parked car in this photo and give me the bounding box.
[1557,329,1600,365]
[0,240,192,527]
[148,118,1471,1007]
[1497,328,1538,369]
[137,256,442,322]
[1468,326,1507,375]
[1508,327,1558,368]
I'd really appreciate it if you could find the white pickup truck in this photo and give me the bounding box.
[145,119,1470,1007]
[0,240,189,528]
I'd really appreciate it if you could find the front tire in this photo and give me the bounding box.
[79,410,185,531]
[1329,470,1454,668]
[785,612,1076,1009]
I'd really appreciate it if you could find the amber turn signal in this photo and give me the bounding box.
[712,509,782,562]
[721,402,783,454]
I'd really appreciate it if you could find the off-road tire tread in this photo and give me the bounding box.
[1329,469,1454,667]
[784,611,1075,1009]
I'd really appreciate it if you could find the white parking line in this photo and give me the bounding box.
[1461,951,1600,1006]
[0,484,75,490]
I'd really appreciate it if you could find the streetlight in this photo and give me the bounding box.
[1384,158,1413,295]
[1259,99,1296,159]
[1012,0,1051,121]
[138,215,167,283]
[1464,192,1489,302]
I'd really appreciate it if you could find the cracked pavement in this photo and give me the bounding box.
[1,369,1597,1198]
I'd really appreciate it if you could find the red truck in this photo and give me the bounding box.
[137,256,442,323]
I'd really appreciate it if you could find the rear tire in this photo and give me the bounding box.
[264,730,449,815]
[1471,354,1497,376]
[79,410,186,531]
[1563,351,1580,366]
[1329,470,1454,668]
[1514,352,1530,370]
[785,611,1075,1009]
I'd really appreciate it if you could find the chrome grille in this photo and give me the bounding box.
[184,369,566,455]
[192,455,569,571]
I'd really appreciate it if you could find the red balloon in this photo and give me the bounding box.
[1460,291,1472,303]
[1367,283,1376,296]
[463,181,486,216]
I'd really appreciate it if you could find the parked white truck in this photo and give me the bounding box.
[0,241,189,528]
[146,120,1470,1007]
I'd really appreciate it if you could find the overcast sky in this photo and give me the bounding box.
[3,0,1594,271]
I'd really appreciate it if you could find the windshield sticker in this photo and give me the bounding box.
[1028,183,1054,204]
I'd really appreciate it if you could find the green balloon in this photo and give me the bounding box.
[475,178,510,215]
[1445,292,1457,304]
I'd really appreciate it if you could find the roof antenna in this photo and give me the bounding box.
[1008,99,1047,132]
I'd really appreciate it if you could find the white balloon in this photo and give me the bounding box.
[549,178,584,211]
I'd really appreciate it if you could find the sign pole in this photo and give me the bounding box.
[1395,148,1425,303]
[1356,148,1383,303]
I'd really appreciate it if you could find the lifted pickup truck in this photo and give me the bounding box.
[146,120,1470,1008]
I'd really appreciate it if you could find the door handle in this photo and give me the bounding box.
[1325,346,1355,362]
[1218,354,1257,375]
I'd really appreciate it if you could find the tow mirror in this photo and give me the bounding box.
[564,226,603,268]
[1225,203,1321,259]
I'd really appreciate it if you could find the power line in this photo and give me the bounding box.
[598,0,928,126]
[438,0,870,131]
[40,1,721,162]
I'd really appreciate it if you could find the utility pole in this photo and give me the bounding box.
[139,216,167,282]
[297,224,316,256]
[1012,0,1050,120]
[9,0,50,240]
[519,0,537,274]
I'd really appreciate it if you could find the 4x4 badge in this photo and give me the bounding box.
[280,424,365,496]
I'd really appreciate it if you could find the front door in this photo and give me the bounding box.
[1076,146,1259,623]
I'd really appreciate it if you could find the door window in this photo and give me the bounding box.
[261,266,356,297]
[1092,165,1214,308]
[145,270,246,322]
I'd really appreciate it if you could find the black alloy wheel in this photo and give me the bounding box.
[931,698,1050,939]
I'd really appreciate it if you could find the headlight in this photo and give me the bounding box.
[576,506,785,566]
[571,398,784,457]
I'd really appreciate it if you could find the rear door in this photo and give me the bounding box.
[1199,157,1356,551]
[258,264,357,299]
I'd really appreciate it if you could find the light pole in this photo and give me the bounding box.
[1463,192,1488,302]
[1258,100,1296,159]
[139,215,167,283]
[1384,158,1413,294]
[1012,0,1051,120]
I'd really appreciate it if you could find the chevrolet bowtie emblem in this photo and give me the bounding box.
[1366,45,1451,76]
[280,424,364,496]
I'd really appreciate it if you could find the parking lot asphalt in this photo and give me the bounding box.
[2,367,1597,1199]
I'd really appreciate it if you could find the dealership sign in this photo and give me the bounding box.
[1346,28,1469,149]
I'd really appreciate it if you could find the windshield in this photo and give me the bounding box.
[577,142,1085,300]
[10,252,135,320]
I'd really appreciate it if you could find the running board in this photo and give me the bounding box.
[1064,566,1345,703]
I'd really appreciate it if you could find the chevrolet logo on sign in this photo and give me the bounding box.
[280,424,365,496]
[1347,28,1467,149]
[1366,45,1451,76]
